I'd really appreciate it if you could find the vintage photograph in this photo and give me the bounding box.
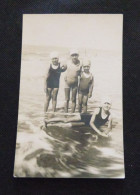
[14,14,124,178]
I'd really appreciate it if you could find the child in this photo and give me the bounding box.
[78,59,94,113]
[64,49,82,113]
[44,51,66,113]
[90,97,113,138]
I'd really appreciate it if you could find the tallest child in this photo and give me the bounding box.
[64,49,82,113]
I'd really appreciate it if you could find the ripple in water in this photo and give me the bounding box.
[14,111,124,178]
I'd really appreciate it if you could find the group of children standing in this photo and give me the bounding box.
[44,49,112,138]
[44,49,94,114]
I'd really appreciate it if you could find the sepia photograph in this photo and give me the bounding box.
[14,14,124,178]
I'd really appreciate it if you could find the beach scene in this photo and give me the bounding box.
[14,44,124,178]
[14,14,124,178]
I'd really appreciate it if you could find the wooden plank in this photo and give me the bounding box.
[44,112,119,129]
[47,122,85,128]
[45,112,81,123]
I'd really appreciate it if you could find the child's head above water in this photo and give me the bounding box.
[101,96,112,112]
[82,59,91,73]
[50,51,59,65]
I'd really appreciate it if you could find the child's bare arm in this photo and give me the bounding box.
[108,115,112,129]
[44,67,50,92]
[90,109,108,137]
[78,70,82,88]
[105,115,113,135]
[88,76,94,98]
[61,63,67,72]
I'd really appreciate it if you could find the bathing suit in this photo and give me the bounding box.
[94,107,110,128]
[79,72,93,95]
[65,60,82,88]
[47,63,62,88]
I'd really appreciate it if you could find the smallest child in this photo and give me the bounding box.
[78,59,94,113]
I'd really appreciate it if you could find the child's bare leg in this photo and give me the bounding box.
[78,93,83,113]
[71,87,77,113]
[83,95,88,113]
[52,88,59,112]
[64,88,70,113]
[44,88,52,113]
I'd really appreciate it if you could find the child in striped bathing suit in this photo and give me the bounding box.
[78,59,94,113]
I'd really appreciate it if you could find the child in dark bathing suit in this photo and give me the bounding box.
[90,97,113,138]
[78,59,94,113]
[64,49,82,113]
[44,52,66,113]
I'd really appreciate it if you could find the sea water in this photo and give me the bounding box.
[14,47,124,178]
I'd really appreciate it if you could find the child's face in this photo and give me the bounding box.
[71,54,79,63]
[83,65,90,73]
[102,102,111,112]
[52,57,59,65]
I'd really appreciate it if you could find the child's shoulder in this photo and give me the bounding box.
[108,112,113,120]
[92,107,100,115]
[90,72,94,77]
[79,59,82,65]
[67,60,75,67]
[88,72,93,81]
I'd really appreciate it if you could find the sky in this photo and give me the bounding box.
[22,14,123,51]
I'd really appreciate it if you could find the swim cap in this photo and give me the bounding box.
[70,49,79,56]
[50,51,59,59]
[101,97,112,105]
[82,58,91,66]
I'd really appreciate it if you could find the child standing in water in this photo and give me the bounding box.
[64,49,82,113]
[44,52,66,113]
[78,59,94,113]
[90,97,113,138]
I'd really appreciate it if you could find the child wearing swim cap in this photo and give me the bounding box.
[90,97,113,138]
[64,49,82,113]
[44,51,66,113]
[78,59,94,113]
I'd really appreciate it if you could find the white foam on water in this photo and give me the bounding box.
[56,171,72,177]
[86,166,100,175]
[105,163,124,170]
[93,146,123,159]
